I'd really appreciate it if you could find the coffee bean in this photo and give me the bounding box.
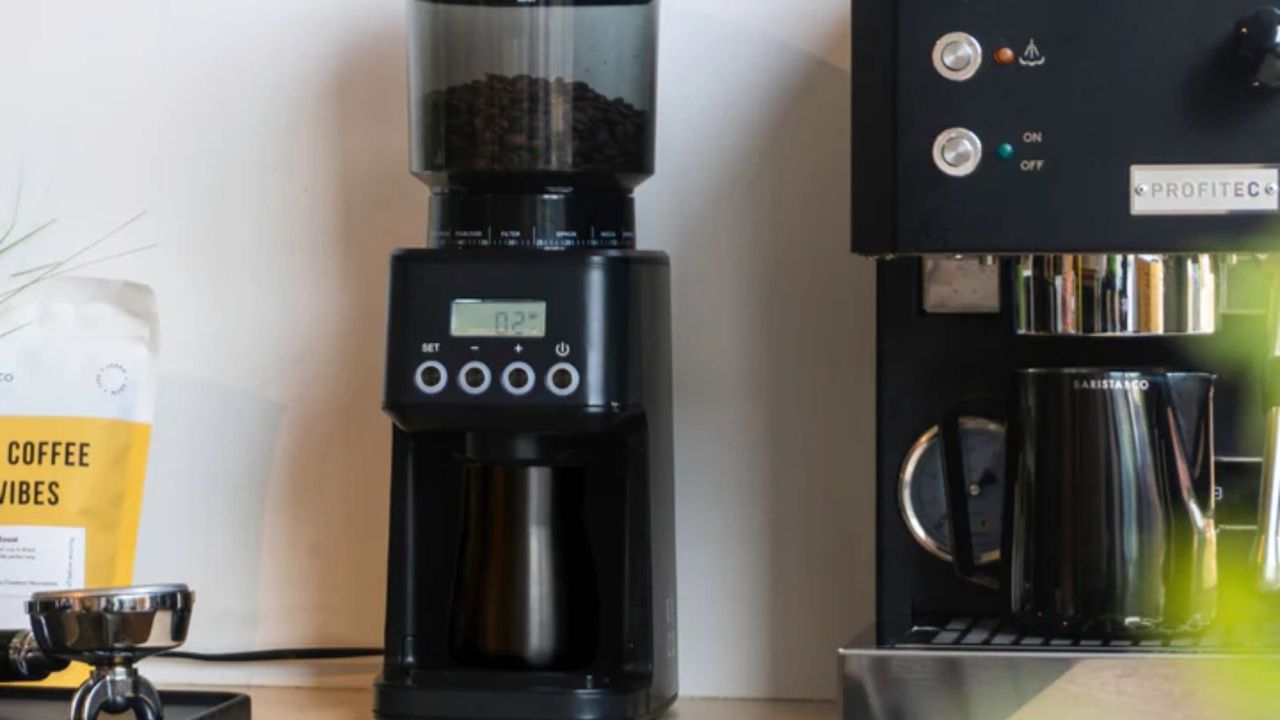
[421,74,647,174]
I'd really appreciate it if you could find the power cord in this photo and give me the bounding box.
[161,647,383,662]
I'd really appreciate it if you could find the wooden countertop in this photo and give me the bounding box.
[221,687,833,719]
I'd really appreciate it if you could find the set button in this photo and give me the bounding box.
[414,361,448,395]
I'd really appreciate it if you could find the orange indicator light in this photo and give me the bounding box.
[995,47,1017,65]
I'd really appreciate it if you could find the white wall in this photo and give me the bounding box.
[0,0,873,701]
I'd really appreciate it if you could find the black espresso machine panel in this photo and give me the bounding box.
[853,0,1280,255]
[849,0,1280,658]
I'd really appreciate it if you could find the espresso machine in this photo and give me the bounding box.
[376,2,676,719]
[844,1,1280,717]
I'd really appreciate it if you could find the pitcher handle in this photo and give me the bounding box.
[939,398,1006,589]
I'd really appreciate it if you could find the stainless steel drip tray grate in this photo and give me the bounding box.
[842,619,1280,720]
[894,616,1280,652]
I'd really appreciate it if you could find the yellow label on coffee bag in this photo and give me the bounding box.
[0,417,150,585]
[0,416,151,686]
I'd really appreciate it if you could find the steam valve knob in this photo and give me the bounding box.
[1238,7,1280,88]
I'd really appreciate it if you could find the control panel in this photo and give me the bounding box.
[383,249,670,415]
[407,350,584,402]
[852,0,1280,255]
[394,300,588,406]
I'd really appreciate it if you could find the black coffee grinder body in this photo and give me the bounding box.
[377,250,676,720]
[377,2,675,718]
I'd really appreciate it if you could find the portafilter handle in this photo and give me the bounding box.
[0,629,69,682]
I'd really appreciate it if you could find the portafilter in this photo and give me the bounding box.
[0,584,193,720]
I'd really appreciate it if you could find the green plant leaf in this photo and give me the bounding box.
[11,242,159,279]
[0,210,147,308]
[0,218,58,258]
[0,321,30,341]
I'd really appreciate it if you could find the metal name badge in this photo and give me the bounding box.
[1132,165,1280,215]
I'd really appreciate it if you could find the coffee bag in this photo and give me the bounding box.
[0,277,157,634]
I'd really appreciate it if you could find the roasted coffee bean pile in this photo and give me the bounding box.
[424,74,648,172]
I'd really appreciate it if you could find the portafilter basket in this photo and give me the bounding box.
[26,584,194,720]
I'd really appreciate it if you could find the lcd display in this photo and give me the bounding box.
[450,300,547,338]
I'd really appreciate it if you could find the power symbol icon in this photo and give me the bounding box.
[555,342,572,358]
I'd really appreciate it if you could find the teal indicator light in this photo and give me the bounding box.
[996,143,1016,161]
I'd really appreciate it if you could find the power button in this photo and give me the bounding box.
[546,363,581,397]
[933,128,983,178]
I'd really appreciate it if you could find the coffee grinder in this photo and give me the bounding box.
[843,1,1280,718]
[376,2,676,719]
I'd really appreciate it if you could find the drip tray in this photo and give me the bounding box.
[0,688,250,719]
[896,615,1276,652]
[842,618,1280,720]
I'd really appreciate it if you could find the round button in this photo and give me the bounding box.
[546,362,581,397]
[941,41,975,72]
[502,362,536,396]
[458,361,492,395]
[414,361,448,395]
[932,128,983,178]
[941,137,976,168]
[932,32,983,82]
